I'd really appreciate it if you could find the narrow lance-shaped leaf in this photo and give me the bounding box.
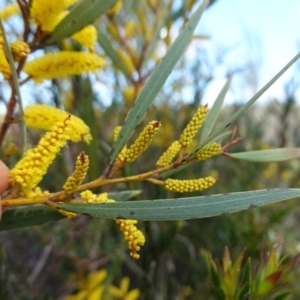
[47,0,118,44]
[0,206,64,231]
[97,31,131,77]
[228,148,300,162]
[58,188,300,221]
[109,0,209,164]
[201,51,300,147]
[0,16,26,154]
[199,74,233,147]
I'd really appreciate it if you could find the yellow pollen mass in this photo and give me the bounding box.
[9,119,72,195]
[10,40,31,61]
[71,25,98,50]
[30,0,78,32]
[0,3,20,20]
[179,105,208,147]
[165,176,216,193]
[63,152,89,194]
[125,121,161,163]
[24,104,92,143]
[115,219,145,259]
[24,51,105,83]
[0,48,10,79]
[156,140,182,167]
[196,142,222,161]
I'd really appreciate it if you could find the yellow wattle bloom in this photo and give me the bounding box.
[0,48,10,79]
[24,51,105,83]
[165,177,216,193]
[71,25,98,50]
[196,142,222,161]
[0,3,20,20]
[115,219,145,260]
[179,105,208,148]
[125,121,162,163]
[116,48,135,75]
[9,118,72,195]
[80,190,115,203]
[10,40,30,61]
[63,152,89,194]
[24,104,92,143]
[30,0,78,32]
[156,140,182,167]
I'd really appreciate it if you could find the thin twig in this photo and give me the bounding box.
[0,15,26,153]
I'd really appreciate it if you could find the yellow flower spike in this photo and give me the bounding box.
[113,126,127,162]
[116,48,135,75]
[179,105,209,148]
[9,118,72,195]
[108,0,123,15]
[108,276,140,300]
[113,126,122,141]
[80,190,97,203]
[122,86,135,105]
[30,0,78,32]
[124,21,137,38]
[136,7,151,42]
[24,104,92,143]
[95,192,115,203]
[80,191,115,203]
[26,187,50,198]
[63,152,89,194]
[125,121,162,163]
[165,177,216,193]
[196,142,222,161]
[10,40,30,62]
[0,48,10,79]
[106,21,119,39]
[71,25,98,50]
[115,219,145,260]
[156,140,182,167]
[23,51,105,83]
[0,3,20,20]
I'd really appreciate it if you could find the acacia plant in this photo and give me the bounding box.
[1,0,300,295]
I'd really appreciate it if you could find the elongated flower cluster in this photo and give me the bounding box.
[80,190,145,259]
[30,0,78,32]
[165,177,216,193]
[0,48,10,79]
[71,25,98,51]
[9,118,72,195]
[0,3,20,20]
[179,105,208,147]
[24,51,105,83]
[196,142,222,161]
[116,48,135,75]
[24,104,92,143]
[125,121,161,162]
[156,140,181,167]
[80,190,115,204]
[113,126,127,162]
[63,152,89,194]
[115,219,145,260]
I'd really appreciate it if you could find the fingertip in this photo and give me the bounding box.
[0,160,9,193]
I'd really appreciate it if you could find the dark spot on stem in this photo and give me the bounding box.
[130,211,135,216]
